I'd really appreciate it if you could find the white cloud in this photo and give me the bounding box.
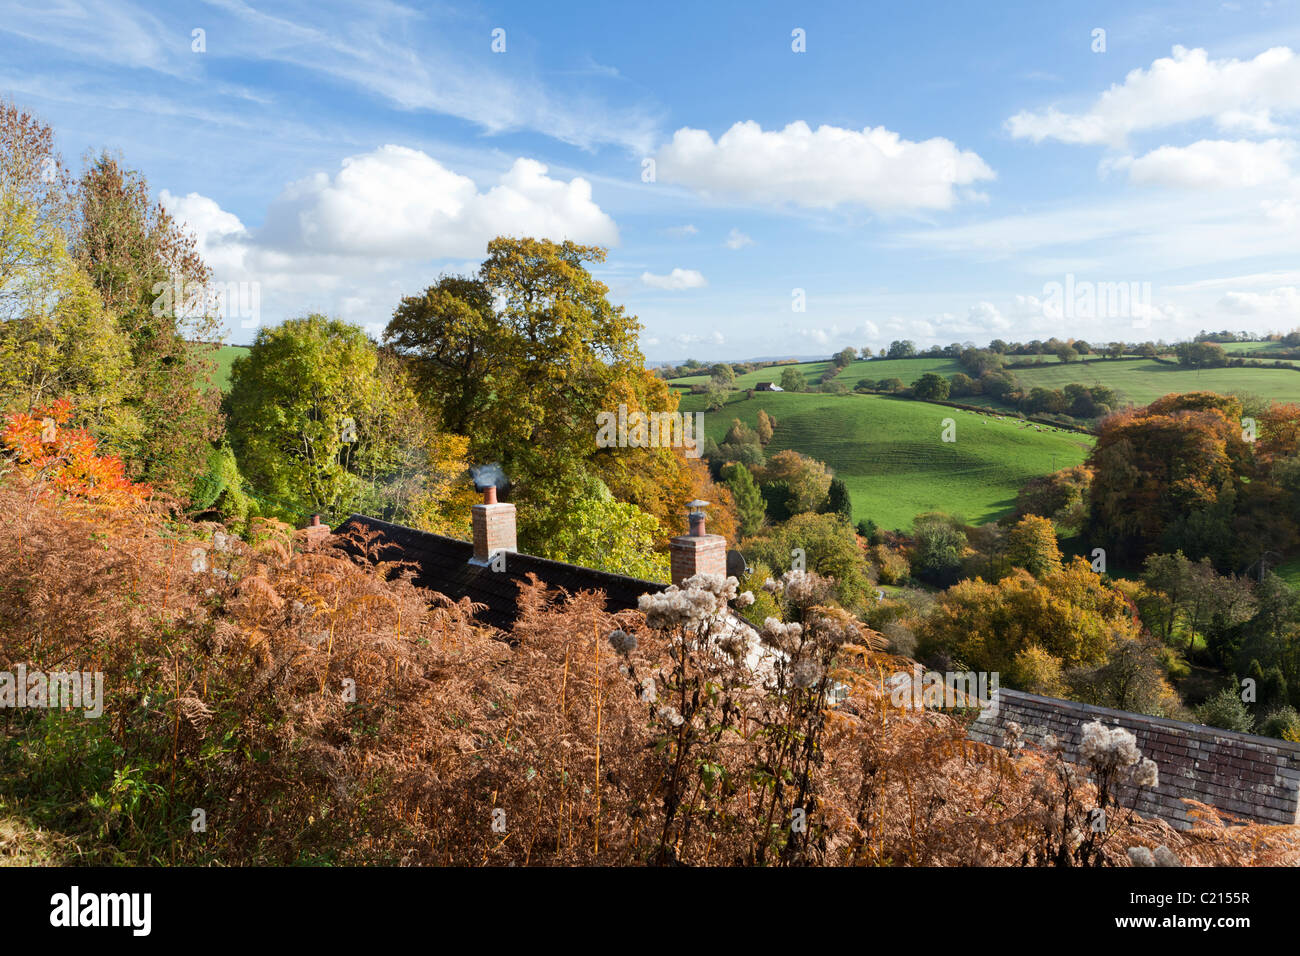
[674,331,725,347]
[967,301,1011,331]
[1167,269,1300,291]
[1006,46,1300,147]
[664,224,698,238]
[160,146,621,336]
[160,190,249,273]
[1217,286,1300,316]
[258,146,618,258]
[654,120,994,211]
[640,268,707,290]
[723,228,754,249]
[0,0,180,73]
[893,189,1299,275]
[1106,139,1296,188]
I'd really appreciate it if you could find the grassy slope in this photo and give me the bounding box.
[1003,359,1300,407]
[838,356,962,384]
[209,344,250,392]
[670,360,832,389]
[670,354,1069,391]
[1219,340,1296,358]
[684,391,1094,530]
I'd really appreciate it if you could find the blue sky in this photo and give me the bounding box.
[2,0,1298,360]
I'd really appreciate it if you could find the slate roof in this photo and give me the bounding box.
[337,514,667,631]
[969,688,1300,828]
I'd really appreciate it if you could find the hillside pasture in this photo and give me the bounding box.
[209,344,250,392]
[669,359,832,390]
[684,391,1094,530]
[1004,359,1300,407]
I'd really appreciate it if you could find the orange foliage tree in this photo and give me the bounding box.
[1087,392,1251,562]
[2,398,150,508]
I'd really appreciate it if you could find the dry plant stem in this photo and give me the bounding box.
[594,625,602,857]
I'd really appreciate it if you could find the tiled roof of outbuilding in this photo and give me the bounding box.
[969,688,1300,828]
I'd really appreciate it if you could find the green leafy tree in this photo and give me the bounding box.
[384,275,499,436]
[721,462,766,537]
[760,449,831,515]
[708,362,736,385]
[779,366,806,392]
[1195,687,1254,733]
[911,512,966,585]
[537,476,668,581]
[189,442,257,525]
[746,512,872,611]
[227,315,469,526]
[386,238,670,549]
[911,372,950,401]
[824,476,853,523]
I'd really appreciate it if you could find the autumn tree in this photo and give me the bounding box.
[73,152,223,499]
[1257,403,1300,466]
[1006,514,1063,578]
[918,557,1141,678]
[1013,465,1091,533]
[385,238,726,554]
[1086,392,1252,564]
[0,102,129,426]
[759,449,832,517]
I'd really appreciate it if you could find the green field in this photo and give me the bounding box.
[209,344,250,392]
[669,353,1071,391]
[838,356,963,384]
[670,360,832,390]
[1003,359,1299,407]
[1215,340,1300,366]
[684,391,1094,530]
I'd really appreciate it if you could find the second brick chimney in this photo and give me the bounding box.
[472,484,516,564]
[669,499,727,586]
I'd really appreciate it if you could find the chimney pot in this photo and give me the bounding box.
[670,499,726,586]
[472,486,516,564]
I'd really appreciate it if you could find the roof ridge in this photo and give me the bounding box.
[343,514,670,592]
[989,687,1300,754]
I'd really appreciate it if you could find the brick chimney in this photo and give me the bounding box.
[303,513,331,550]
[472,484,516,564]
[670,499,727,586]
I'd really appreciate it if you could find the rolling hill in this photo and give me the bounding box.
[987,358,1300,407]
[681,391,1094,530]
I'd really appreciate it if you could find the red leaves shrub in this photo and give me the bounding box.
[2,398,150,508]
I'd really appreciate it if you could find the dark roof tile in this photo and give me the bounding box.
[336,514,667,631]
